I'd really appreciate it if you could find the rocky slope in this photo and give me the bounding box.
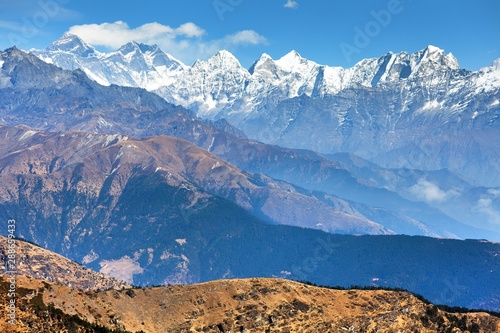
[1,275,499,333]
[0,236,129,291]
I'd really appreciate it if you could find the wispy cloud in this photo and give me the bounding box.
[475,189,500,226]
[67,21,267,65]
[284,0,299,9]
[410,179,460,202]
[0,19,24,32]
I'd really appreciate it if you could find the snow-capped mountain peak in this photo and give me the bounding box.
[45,33,99,57]
[115,41,162,58]
[344,46,463,88]
[150,50,186,70]
[476,58,500,92]
[414,45,460,70]
[249,53,273,69]
[424,44,443,54]
[31,34,189,89]
[277,50,301,63]
[257,53,273,61]
[117,41,142,55]
[207,49,243,69]
[249,53,278,76]
[275,50,318,72]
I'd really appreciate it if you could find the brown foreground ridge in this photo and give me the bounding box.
[1,275,499,333]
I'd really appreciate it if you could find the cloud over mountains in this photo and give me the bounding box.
[67,21,267,64]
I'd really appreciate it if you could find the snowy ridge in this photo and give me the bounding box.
[31,35,498,118]
[476,58,500,93]
[31,34,185,90]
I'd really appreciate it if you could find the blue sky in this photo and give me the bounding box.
[0,0,499,70]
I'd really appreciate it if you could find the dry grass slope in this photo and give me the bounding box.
[1,275,499,333]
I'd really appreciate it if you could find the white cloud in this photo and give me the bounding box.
[68,21,204,49]
[475,189,500,226]
[99,256,143,284]
[67,21,266,65]
[488,189,500,197]
[284,0,299,9]
[175,22,205,38]
[410,179,460,202]
[223,30,268,45]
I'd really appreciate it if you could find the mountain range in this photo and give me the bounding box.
[0,38,499,312]
[32,34,500,187]
[29,34,500,238]
[2,46,499,240]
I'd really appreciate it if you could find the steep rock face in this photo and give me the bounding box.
[2,275,499,333]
